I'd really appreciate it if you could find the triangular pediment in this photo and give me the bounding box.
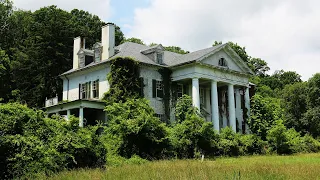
[199,45,253,75]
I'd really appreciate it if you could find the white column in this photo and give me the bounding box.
[67,109,71,121]
[235,89,242,132]
[244,87,250,133]
[192,78,200,110]
[228,84,236,132]
[79,107,84,127]
[211,80,220,132]
[205,88,211,122]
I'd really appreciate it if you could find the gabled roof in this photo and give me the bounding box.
[61,42,253,76]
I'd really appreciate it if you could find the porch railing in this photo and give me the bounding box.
[45,95,58,107]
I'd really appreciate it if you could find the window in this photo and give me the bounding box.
[85,56,94,66]
[80,82,91,99]
[218,57,228,67]
[177,84,183,98]
[200,88,205,106]
[153,79,163,98]
[92,79,99,98]
[156,53,163,64]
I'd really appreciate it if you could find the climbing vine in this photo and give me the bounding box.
[158,68,172,123]
[103,57,142,104]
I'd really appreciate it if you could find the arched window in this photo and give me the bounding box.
[218,58,228,67]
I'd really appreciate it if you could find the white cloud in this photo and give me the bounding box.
[13,0,112,21]
[128,0,320,80]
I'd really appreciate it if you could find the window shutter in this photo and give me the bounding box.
[152,79,156,98]
[96,79,99,98]
[139,77,144,97]
[79,84,81,99]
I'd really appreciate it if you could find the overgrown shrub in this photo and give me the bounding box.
[169,95,218,158]
[0,103,106,179]
[102,98,169,160]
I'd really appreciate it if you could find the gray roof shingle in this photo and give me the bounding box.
[61,42,247,76]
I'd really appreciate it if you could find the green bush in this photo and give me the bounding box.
[103,98,169,160]
[169,95,218,158]
[239,134,267,155]
[0,103,106,179]
[217,127,241,156]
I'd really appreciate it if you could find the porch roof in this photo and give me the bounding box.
[45,99,106,114]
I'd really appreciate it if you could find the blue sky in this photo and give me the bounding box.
[109,0,150,35]
[12,0,320,80]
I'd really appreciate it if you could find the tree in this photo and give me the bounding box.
[281,82,308,133]
[121,37,145,45]
[164,46,189,54]
[249,95,283,140]
[307,73,320,108]
[212,41,270,76]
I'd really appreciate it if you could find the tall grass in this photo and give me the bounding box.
[43,153,320,180]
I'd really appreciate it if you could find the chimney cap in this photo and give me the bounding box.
[102,22,115,28]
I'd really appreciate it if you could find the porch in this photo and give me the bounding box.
[173,77,251,133]
[45,98,107,127]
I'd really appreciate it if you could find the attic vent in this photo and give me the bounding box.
[218,58,227,67]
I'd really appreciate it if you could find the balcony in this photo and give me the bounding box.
[45,96,58,107]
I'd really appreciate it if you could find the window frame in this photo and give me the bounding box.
[177,83,184,98]
[156,80,164,98]
[156,53,163,64]
[218,57,228,67]
[92,79,99,99]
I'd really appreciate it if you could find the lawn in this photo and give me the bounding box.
[44,153,320,180]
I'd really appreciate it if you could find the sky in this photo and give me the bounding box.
[13,0,320,80]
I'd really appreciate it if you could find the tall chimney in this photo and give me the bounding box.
[73,37,81,69]
[101,23,115,60]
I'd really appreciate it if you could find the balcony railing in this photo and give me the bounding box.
[45,95,58,107]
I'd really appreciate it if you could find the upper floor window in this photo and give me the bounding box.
[92,79,99,98]
[218,58,228,67]
[157,53,163,64]
[80,82,91,99]
[153,79,163,98]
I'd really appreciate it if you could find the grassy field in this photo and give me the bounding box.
[44,153,320,180]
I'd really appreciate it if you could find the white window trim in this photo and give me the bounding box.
[155,79,163,100]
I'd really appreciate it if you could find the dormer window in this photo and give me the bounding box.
[218,57,228,67]
[157,53,163,64]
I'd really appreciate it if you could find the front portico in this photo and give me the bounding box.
[172,61,252,133]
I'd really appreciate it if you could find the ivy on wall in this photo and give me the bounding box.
[158,68,172,123]
[103,57,143,104]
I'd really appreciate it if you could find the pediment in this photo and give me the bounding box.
[199,45,253,75]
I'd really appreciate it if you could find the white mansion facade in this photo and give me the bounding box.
[45,23,254,133]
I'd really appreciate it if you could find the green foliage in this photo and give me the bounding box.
[281,82,308,132]
[0,103,106,179]
[103,57,142,104]
[0,2,124,107]
[301,107,320,137]
[175,94,196,123]
[249,95,283,140]
[169,95,218,158]
[164,46,189,54]
[267,120,320,154]
[103,98,169,160]
[121,37,145,45]
[307,73,320,108]
[158,68,172,122]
